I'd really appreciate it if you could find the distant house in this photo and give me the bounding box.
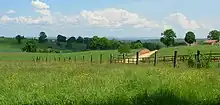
[204,40,218,45]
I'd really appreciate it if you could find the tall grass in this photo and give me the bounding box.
[0,61,220,105]
[158,45,220,56]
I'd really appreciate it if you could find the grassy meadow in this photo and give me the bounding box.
[158,45,220,56]
[1,36,220,104]
[1,61,220,105]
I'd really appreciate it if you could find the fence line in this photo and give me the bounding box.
[31,51,220,68]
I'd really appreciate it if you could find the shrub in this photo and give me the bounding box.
[143,42,165,51]
[187,51,212,68]
[21,40,37,52]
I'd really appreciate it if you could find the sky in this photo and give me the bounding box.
[0,0,220,38]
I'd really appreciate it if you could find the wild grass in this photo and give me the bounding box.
[158,45,220,56]
[0,61,220,105]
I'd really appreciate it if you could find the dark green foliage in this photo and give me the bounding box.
[109,39,121,49]
[57,35,67,42]
[207,30,220,41]
[76,36,84,43]
[187,52,195,68]
[118,44,131,54]
[67,37,76,43]
[66,37,76,48]
[22,40,37,52]
[185,31,196,45]
[83,37,91,49]
[89,36,99,49]
[38,32,47,43]
[38,48,61,53]
[133,42,143,49]
[187,51,212,68]
[69,43,87,52]
[174,41,187,46]
[98,37,111,50]
[131,40,143,49]
[160,29,177,47]
[143,42,164,50]
[15,35,24,44]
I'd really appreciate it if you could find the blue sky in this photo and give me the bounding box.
[0,0,220,38]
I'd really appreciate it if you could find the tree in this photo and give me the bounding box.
[98,37,110,50]
[184,31,196,45]
[118,44,131,54]
[83,37,91,49]
[109,39,121,49]
[22,40,37,52]
[76,36,84,43]
[66,36,76,48]
[90,36,100,49]
[160,29,177,47]
[133,42,143,49]
[57,35,66,42]
[15,35,24,44]
[143,42,165,50]
[207,30,220,41]
[67,36,76,43]
[38,32,47,43]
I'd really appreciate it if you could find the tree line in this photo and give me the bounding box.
[160,29,220,47]
[16,32,164,53]
[16,29,220,53]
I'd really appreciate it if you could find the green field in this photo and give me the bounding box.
[158,45,220,56]
[1,38,220,105]
[0,62,220,105]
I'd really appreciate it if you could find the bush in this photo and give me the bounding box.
[187,51,212,68]
[37,48,61,53]
[174,41,187,46]
[22,40,37,52]
[143,42,165,51]
[118,44,131,54]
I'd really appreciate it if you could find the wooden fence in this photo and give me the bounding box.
[111,50,220,68]
[32,50,220,68]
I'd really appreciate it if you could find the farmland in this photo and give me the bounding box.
[1,37,220,104]
[1,61,220,105]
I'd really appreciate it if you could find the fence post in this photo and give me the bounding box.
[69,57,71,61]
[110,54,113,64]
[128,58,130,64]
[197,50,201,68]
[123,53,125,63]
[136,52,139,65]
[173,51,178,68]
[46,57,48,62]
[90,55,93,63]
[64,58,66,62]
[154,52,157,66]
[74,56,76,62]
[58,57,61,61]
[82,56,85,62]
[100,54,103,64]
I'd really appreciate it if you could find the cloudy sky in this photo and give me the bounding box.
[0,0,219,38]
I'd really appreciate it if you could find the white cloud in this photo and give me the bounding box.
[36,9,51,16]
[0,15,52,24]
[0,0,214,33]
[6,10,16,14]
[165,12,201,30]
[80,8,161,28]
[31,0,50,9]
